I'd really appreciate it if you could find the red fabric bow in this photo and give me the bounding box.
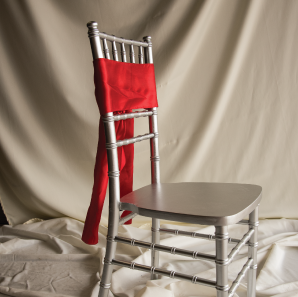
[82,58,158,245]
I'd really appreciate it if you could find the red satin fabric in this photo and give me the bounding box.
[82,58,158,245]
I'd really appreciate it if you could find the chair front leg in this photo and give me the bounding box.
[151,217,160,280]
[247,206,259,297]
[215,226,229,297]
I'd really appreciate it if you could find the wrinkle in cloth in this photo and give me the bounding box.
[1,218,298,297]
[82,59,158,245]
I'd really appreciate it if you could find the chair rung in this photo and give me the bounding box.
[114,236,216,262]
[116,133,155,147]
[111,259,217,288]
[228,258,253,297]
[119,213,138,225]
[113,111,154,121]
[159,228,246,245]
[228,229,254,263]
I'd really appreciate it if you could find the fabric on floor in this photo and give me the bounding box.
[0,218,298,297]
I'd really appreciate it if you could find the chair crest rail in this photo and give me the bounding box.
[87,23,148,47]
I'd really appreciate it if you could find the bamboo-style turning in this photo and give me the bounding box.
[138,46,144,64]
[111,38,118,61]
[228,258,253,297]
[114,236,216,261]
[115,133,155,148]
[159,228,247,245]
[120,42,127,62]
[228,229,254,264]
[111,259,217,288]
[86,21,261,297]
[113,110,154,121]
[102,36,110,59]
[129,44,135,63]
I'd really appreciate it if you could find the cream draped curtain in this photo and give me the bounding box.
[0,0,298,226]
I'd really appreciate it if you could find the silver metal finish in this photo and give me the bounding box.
[143,36,153,63]
[143,35,161,280]
[120,183,262,226]
[87,22,118,297]
[158,228,248,245]
[111,38,118,61]
[86,22,262,297]
[99,111,120,297]
[129,44,135,63]
[138,46,144,64]
[119,213,138,225]
[120,42,127,62]
[87,22,104,59]
[247,206,259,297]
[115,133,155,148]
[237,220,249,225]
[89,30,148,47]
[111,259,217,288]
[114,236,216,261]
[228,229,254,263]
[215,226,229,297]
[228,258,253,297]
[102,36,110,59]
[112,110,154,121]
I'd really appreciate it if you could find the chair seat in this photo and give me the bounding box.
[120,182,262,226]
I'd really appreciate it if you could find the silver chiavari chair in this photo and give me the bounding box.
[86,21,262,297]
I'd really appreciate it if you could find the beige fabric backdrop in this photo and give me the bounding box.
[0,0,297,226]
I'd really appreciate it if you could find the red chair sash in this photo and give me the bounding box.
[82,58,158,245]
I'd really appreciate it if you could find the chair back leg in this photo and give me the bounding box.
[215,226,229,297]
[99,205,120,297]
[247,206,259,297]
[99,112,121,297]
[99,239,118,297]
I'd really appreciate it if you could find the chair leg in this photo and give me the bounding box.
[247,206,259,297]
[98,239,117,297]
[215,226,229,297]
[151,217,160,280]
[98,204,120,297]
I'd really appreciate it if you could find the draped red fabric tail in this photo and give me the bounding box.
[82,115,134,245]
[82,58,158,245]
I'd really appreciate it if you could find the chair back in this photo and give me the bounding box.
[87,22,160,214]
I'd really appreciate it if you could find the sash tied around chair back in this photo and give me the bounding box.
[82,58,158,245]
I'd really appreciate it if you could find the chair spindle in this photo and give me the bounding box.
[138,46,144,64]
[120,42,127,62]
[111,37,118,61]
[102,35,110,59]
[129,44,135,63]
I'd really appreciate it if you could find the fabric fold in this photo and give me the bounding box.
[82,58,158,245]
